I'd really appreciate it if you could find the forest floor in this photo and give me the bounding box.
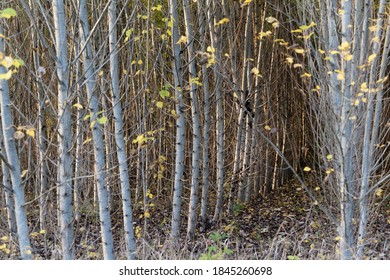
[132,179,390,260]
[1,179,389,260]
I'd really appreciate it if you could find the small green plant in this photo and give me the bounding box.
[233,203,245,216]
[199,232,233,260]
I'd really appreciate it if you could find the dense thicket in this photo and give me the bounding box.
[0,0,389,260]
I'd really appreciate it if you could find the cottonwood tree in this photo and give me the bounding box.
[108,0,137,260]
[169,0,185,246]
[78,0,115,260]
[183,0,201,240]
[0,15,32,259]
[52,0,75,259]
[295,0,390,259]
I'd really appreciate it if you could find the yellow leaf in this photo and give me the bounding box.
[251,67,260,75]
[303,166,311,172]
[39,230,46,234]
[144,211,151,218]
[337,71,345,81]
[241,0,253,7]
[338,42,350,51]
[301,73,311,78]
[258,31,272,39]
[0,244,6,250]
[354,99,360,106]
[151,4,163,11]
[156,101,164,108]
[26,128,35,138]
[137,59,143,65]
[176,35,188,45]
[215,18,230,26]
[315,187,321,191]
[72,103,83,109]
[372,36,380,43]
[334,236,341,241]
[21,170,28,178]
[318,49,325,54]
[344,54,353,61]
[97,116,107,125]
[338,9,344,15]
[369,25,378,32]
[0,236,8,242]
[294,48,305,54]
[360,82,369,92]
[330,50,340,55]
[1,56,13,68]
[13,59,25,69]
[368,53,377,63]
[291,29,303,33]
[285,57,294,64]
[0,70,12,80]
[293,63,302,68]
[264,125,271,131]
[375,188,383,197]
[206,46,215,53]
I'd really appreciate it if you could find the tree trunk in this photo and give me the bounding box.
[108,0,137,260]
[0,24,33,260]
[53,0,75,260]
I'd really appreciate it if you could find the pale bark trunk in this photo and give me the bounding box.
[79,0,115,260]
[183,0,201,240]
[52,0,75,260]
[0,120,17,234]
[108,0,137,259]
[0,25,33,260]
[169,0,185,246]
[357,0,387,259]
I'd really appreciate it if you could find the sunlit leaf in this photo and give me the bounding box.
[1,56,13,68]
[72,103,83,109]
[241,0,253,7]
[176,35,188,45]
[26,128,35,138]
[0,8,17,19]
[285,57,294,64]
[156,101,164,108]
[375,188,383,197]
[294,48,305,54]
[215,18,230,26]
[303,166,311,172]
[0,70,13,80]
[0,236,9,242]
[338,42,350,51]
[97,116,107,125]
[368,53,377,63]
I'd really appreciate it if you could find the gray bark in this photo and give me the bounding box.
[108,0,137,259]
[79,0,115,260]
[183,0,201,240]
[0,25,33,260]
[169,0,185,246]
[53,0,75,259]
